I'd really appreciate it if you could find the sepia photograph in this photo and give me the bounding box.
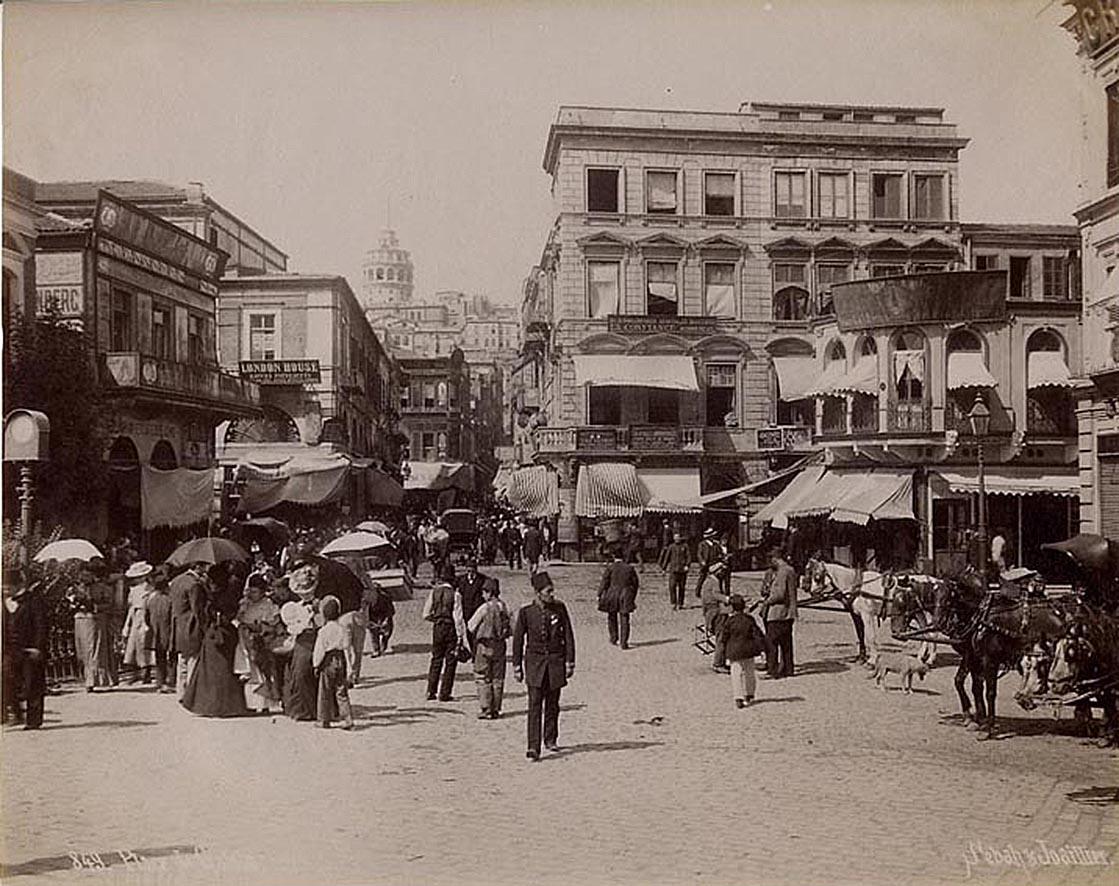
[1,1,1117,885]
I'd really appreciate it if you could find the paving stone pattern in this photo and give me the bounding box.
[3,564,1116,886]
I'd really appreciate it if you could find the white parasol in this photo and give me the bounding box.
[34,539,104,563]
[319,531,392,556]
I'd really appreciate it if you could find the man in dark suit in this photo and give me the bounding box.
[169,561,208,700]
[759,548,798,678]
[4,569,49,730]
[512,571,575,761]
[598,545,639,649]
[455,557,487,630]
[695,528,724,598]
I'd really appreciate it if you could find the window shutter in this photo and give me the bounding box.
[96,280,112,351]
[136,292,152,355]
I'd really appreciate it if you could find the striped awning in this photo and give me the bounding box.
[572,355,699,391]
[773,356,817,401]
[753,464,827,529]
[506,466,560,517]
[947,352,997,390]
[829,470,914,525]
[639,467,701,513]
[575,463,646,518]
[933,468,1079,498]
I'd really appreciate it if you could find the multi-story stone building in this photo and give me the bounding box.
[518,102,971,556]
[1058,1,1119,537]
[360,227,415,310]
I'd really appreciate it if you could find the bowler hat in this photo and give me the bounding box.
[531,571,553,592]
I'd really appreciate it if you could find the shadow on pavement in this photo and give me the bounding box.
[543,739,664,758]
[31,719,161,731]
[381,643,430,655]
[751,696,804,705]
[789,659,850,676]
[365,672,430,688]
[501,703,587,721]
[626,638,680,649]
[350,706,466,731]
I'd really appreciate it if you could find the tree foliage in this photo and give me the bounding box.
[4,309,110,530]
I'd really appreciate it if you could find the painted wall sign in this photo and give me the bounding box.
[607,315,721,336]
[34,252,84,319]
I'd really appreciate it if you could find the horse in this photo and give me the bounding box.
[895,567,1066,739]
[803,559,904,665]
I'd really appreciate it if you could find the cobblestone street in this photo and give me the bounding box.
[3,563,1117,886]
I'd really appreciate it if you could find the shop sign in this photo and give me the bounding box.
[607,315,721,336]
[35,252,84,319]
[629,426,679,450]
[94,190,227,290]
[1063,0,1119,56]
[239,359,321,385]
[576,427,619,450]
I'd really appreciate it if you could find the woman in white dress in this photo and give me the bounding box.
[120,561,155,684]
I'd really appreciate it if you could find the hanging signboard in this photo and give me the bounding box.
[239,360,321,385]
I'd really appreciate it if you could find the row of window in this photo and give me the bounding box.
[109,287,211,364]
[366,265,412,283]
[973,254,1076,301]
[585,167,949,221]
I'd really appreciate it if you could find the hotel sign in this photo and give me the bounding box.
[607,315,721,336]
[35,252,84,320]
[94,191,227,296]
[239,359,321,385]
[1062,0,1119,56]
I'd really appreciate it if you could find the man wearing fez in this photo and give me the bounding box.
[512,571,575,761]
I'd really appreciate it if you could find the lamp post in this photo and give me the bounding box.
[967,394,991,578]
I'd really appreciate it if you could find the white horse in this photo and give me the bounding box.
[805,559,933,668]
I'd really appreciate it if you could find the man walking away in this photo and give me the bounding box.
[522,521,544,574]
[503,521,523,570]
[467,577,511,719]
[760,548,797,678]
[422,577,467,701]
[598,545,639,650]
[695,528,723,599]
[720,595,766,708]
[659,531,691,610]
[512,571,575,760]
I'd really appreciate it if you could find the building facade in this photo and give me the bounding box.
[360,227,415,310]
[397,348,473,463]
[1059,1,1119,537]
[518,102,971,554]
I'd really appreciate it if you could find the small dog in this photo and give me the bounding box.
[872,652,930,693]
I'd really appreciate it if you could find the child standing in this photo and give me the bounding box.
[312,595,353,729]
[719,595,767,709]
[466,577,511,719]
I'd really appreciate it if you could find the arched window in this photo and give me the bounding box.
[1026,329,1073,434]
[225,406,301,444]
[108,436,140,467]
[386,268,395,281]
[859,336,877,359]
[150,440,178,470]
[850,336,879,432]
[946,328,983,354]
[945,329,994,429]
[891,329,927,430]
[827,341,846,365]
[376,267,384,280]
[773,286,809,321]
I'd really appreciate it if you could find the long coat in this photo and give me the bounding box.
[169,570,207,658]
[512,599,575,689]
[144,590,175,653]
[522,527,543,560]
[598,560,639,614]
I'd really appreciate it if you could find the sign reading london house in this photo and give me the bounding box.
[93,190,228,296]
[607,315,721,336]
[831,270,1008,334]
[239,360,321,385]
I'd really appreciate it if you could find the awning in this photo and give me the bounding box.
[572,355,699,392]
[686,455,823,506]
[1027,351,1073,388]
[575,462,646,517]
[753,464,827,529]
[947,352,997,389]
[829,470,914,525]
[638,467,702,513]
[237,463,349,514]
[141,466,214,529]
[806,361,846,398]
[833,356,878,396]
[773,356,818,401]
[492,466,513,498]
[367,468,404,507]
[506,465,560,517]
[932,468,1079,498]
[404,461,474,492]
[785,470,856,520]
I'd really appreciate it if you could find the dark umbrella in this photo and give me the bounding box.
[166,537,250,567]
[296,554,364,614]
[238,516,291,544]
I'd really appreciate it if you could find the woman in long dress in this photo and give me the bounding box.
[120,561,155,684]
[280,598,317,721]
[181,587,249,718]
[236,575,284,713]
[69,565,118,692]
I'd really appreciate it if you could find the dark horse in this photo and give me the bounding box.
[891,567,1065,739]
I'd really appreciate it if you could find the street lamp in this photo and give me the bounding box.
[967,394,990,579]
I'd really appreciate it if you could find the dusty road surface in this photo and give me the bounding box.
[3,563,1116,886]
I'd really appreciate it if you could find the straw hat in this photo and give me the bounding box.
[125,561,153,580]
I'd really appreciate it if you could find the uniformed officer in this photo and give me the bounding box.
[512,571,575,760]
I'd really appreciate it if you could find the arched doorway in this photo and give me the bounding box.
[107,436,141,547]
[224,406,301,444]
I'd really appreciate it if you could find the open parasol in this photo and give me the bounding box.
[356,520,390,535]
[165,537,249,567]
[238,516,291,544]
[319,531,392,556]
[34,539,103,563]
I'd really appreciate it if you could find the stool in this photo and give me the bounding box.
[693,622,714,655]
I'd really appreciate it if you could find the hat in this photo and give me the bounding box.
[320,594,341,621]
[531,571,553,592]
[703,527,719,538]
[125,561,153,580]
[288,564,319,598]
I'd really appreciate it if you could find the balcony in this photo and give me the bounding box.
[535,425,704,455]
[101,352,259,413]
[888,403,932,433]
[754,425,814,453]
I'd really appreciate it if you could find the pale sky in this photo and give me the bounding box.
[3,0,1085,305]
